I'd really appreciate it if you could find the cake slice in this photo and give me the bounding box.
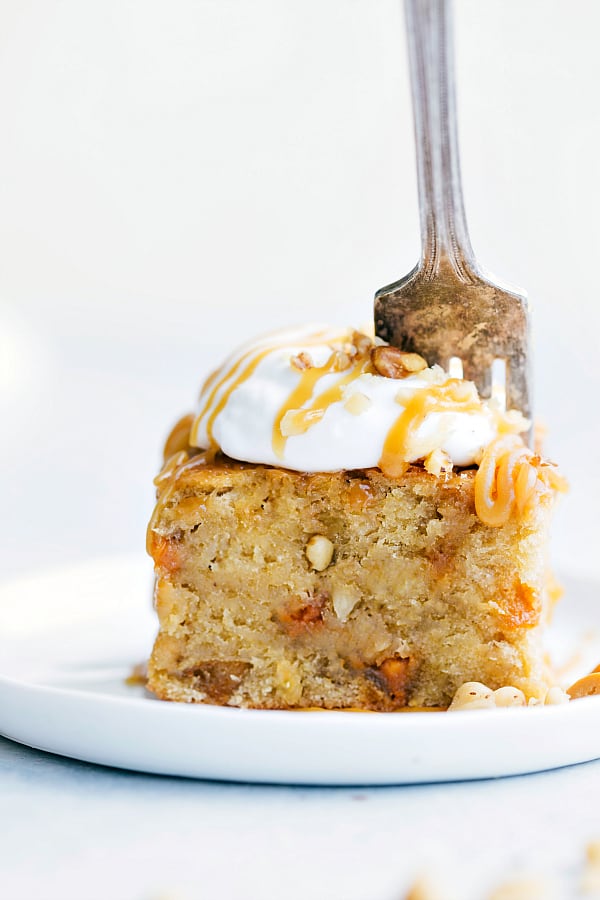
[146,328,564,709]
[147,453,556,709]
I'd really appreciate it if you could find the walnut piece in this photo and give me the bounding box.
[290,351,314,371]
[371,345,427,379]
[424,448,453,477]
[350,330,374,357]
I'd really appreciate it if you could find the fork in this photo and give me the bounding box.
[374,0,531,423]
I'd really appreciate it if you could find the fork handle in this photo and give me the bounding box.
[405,0,477,282]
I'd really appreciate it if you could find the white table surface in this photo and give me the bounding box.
[0,734,598,900]
[2,1,600,897]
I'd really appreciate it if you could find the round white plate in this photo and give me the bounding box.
[0,556,599,785]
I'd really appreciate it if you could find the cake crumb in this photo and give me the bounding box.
[126,661,148,687]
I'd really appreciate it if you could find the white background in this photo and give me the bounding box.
[1,5,600,900]
[1,0,598,579]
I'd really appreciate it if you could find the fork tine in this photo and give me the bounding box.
[375,0,532,430]
[375,274,531,420]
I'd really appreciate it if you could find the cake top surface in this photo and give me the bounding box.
[189,324,528,474]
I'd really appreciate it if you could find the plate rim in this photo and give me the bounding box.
[1,555,599,784]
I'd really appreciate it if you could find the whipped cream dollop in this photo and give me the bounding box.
[189,325,527,473]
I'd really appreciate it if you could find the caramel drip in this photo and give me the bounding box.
[199,367,220,398]
[379,380,481,478]
[191,329,342,449]
[272,360,336,459]
[474,436,567,527]
[191,346,260,446]
[202,346,276,447]
[306,357,371,416]
[272,356,371,460]
[475,437,532,526]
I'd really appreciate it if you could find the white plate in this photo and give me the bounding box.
[0,556,599,785]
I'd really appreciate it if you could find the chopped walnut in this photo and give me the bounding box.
[371,345,427,379]
[330,350,352,372]
[350,330,373,357]
[424,448,453,476]
[290,351,314,371]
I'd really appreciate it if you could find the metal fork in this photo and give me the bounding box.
[374,0,531,422]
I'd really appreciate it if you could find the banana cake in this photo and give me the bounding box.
[146,326,565,709]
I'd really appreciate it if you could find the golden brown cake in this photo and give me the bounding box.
[146,327,565,710]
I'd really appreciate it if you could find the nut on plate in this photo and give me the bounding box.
[493,686,526,707]
[543,686,570,705]
[448,681,495,710]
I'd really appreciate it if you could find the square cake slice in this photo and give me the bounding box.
[147,451,556,710]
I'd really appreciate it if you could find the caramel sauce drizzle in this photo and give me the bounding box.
[191,346,264,447]
[272,355,372,459]
[199,367,220,398]
[379,380,480,478]
[474,436,567,527]
[475,436,532,526]
[204,346,277,448]
[191,330,340,449]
